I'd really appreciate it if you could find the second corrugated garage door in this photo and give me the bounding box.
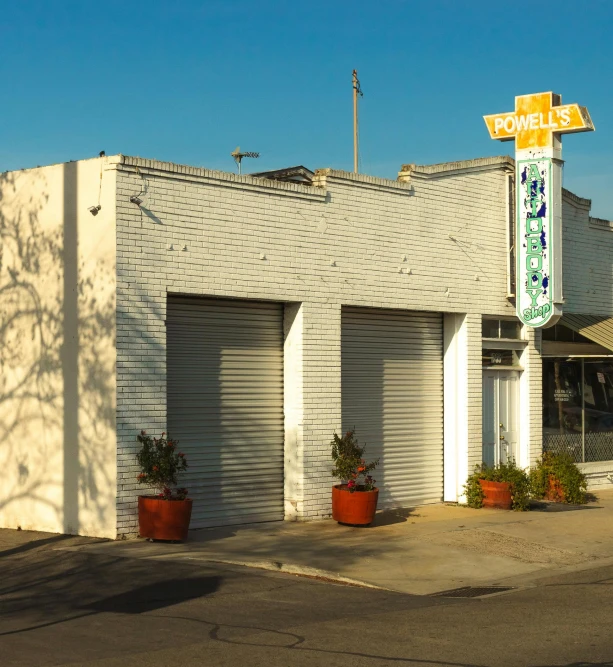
[167,296,284,529]
[341,307,444,508]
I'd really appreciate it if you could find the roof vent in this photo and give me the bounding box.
[251,166,314,185]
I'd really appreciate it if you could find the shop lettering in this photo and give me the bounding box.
[523,304,551,322]
[515,156,555,326]
[554,389,571,402]
[493,109,571,136]
[523,163,547,319]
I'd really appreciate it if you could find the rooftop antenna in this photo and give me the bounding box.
[352,69,363,173]
[231,146,260,175]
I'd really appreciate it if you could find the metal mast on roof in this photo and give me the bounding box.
[231,147,260,175]
[353,69,363,173]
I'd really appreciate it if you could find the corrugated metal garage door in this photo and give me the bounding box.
[341,307,444,508]
[167,296,284,528]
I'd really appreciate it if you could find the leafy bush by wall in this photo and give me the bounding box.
[529,453,587,505]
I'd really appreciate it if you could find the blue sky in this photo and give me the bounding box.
[1,0,611,217]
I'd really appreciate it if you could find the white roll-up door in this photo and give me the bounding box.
[167,296,284,529]
[341,307,444,508]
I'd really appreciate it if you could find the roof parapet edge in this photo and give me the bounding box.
[589,216,613,229]
[312,168,412,192]
[118,155,323,198]
[562,187,591,208]
[399,156,515,181]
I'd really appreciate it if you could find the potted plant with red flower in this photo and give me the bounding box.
[136,430,192,541]
[331,430,379,526]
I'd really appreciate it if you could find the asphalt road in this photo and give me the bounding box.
[2,531,613,667]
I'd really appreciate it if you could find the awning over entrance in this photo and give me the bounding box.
[561,315,613,353]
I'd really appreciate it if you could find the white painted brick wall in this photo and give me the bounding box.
[465,313,485,474]
[563,190,613,314]
[283,303,304,519]
[527,328,544,466]
[112,157,519,534]
[112,156,609,535]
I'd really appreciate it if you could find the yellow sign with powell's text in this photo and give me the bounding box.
[484,92,594,150]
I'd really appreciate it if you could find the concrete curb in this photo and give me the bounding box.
[183,557,389,590]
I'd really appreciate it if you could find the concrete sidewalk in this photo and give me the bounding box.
[60,490,613,595]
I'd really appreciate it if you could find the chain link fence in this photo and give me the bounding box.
[543,432,613,463]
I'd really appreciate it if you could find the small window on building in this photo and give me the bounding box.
[543,358,613,463]
[500,320,521,340]
[542,324,592,343]
[482,319,499,339]
[482,318,522,340]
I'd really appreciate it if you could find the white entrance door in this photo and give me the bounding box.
[482,371,520,467]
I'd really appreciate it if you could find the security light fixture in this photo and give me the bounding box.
[88,205,101,216]
[130,195,143,206]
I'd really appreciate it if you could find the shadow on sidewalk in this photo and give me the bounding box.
[0,533,75,559]
[86,576,221,614]
[370,507,420,526]
[0,542,223,637]
[530,500,603,512]
[533,662,613,666]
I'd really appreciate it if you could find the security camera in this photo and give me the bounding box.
[130,195,143,206]
[88,205,101,216]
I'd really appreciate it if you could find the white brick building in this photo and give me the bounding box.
[1,154,612,539]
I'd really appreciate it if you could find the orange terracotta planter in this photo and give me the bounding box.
[478,480,512,510]
[138,496,193,541]
[332,484,379,525]
[545,476,566,502]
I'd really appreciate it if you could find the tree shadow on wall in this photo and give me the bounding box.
[0,164,116,534]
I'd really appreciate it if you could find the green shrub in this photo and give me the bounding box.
[529,452,587,505]
[331,430,379,492]
[464,460,531,511]
[136,430,188,499]
[464,469,485,508]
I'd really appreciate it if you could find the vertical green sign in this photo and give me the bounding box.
[516,158,554,327]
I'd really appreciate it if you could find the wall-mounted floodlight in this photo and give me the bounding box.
[88,205,101,216]
[130,195,143,206]
[231,146,260,175]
